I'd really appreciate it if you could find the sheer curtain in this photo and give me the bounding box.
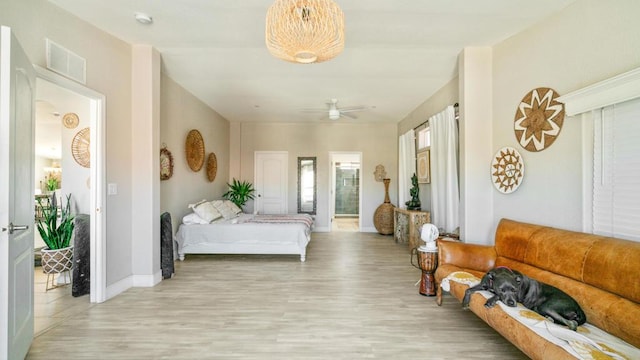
[429,105,459,233]
[398,129,416,208]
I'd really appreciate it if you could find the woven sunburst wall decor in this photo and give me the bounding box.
[491,147,525,194]
[514,87,565,152]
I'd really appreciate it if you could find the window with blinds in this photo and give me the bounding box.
[416,126,430,150]
[592,97,640,241]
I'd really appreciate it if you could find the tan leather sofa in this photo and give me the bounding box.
[434,218,640,359]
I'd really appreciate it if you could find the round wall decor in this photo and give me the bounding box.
[491,146,524,194]
[71,127,90,168]
[185,129,205,171]
[206,152,217,182]
[514,87,565,152]
[160,147,174,181]
[62,112,79,129]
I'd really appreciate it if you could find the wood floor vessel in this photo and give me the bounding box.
[28,231,526,359]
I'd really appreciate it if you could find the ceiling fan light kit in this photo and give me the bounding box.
[265,0,345,64]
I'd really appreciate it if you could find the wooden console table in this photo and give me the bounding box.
[393,208,431,251]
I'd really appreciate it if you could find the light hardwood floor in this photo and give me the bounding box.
[28,231,526,359]
[332,217,359,232]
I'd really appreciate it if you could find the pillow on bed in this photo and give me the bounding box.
[224,200,243,214]
[182,212,210,225]
[210,200,238,220]
[192,201,222,223]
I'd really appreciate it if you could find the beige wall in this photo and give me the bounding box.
[1,0,135,285]
[2,0,230,292]
[490,0,640,233]
[232,122,398,231]
[398,0,640,243]
[160,74,230,232]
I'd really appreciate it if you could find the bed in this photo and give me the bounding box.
[175,213,314,262]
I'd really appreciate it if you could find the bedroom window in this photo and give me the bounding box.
[559,67,640,242]
[417,126,430,150]
[591,98,640,241]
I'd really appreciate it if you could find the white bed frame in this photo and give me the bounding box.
[175,214,312,262]
[177,242,307,262]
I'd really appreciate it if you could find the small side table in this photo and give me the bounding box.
[393,208,430,251]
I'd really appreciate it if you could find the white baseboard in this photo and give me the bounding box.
[132,271,163,287]
[105,270,163,300]
[362,227,378,233]
[106,276,133,300]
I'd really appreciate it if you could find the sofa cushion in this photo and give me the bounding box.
[495,219,640,305]
[583,237,640,304]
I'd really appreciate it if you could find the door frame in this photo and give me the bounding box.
[34,66,107,303]
[328,151,362,231]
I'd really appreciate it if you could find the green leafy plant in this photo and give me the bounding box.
[46,177,58,191]
[222,178,256,208]
[36,194,74,250]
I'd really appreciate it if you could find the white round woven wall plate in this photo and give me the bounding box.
[491,146,525,194]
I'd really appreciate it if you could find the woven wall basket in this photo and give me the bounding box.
[185,129,205,171]
[513,87,565,152]
[206,152,217,182]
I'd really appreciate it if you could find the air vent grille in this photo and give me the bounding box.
[46,39,86,84]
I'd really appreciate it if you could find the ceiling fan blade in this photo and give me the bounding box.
[341,112,357,119]
[300,108,327,113]
[339,106,369,113]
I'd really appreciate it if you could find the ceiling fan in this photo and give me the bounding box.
[301,98,370,120]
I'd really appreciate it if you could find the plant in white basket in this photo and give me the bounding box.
[36,194,75,281]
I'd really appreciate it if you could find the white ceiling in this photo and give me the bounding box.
[47,0,576,124]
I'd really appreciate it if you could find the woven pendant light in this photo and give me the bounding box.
[266,0,345,64]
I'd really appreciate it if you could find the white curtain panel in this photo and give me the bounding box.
[429,105,460,233]
[398,129,416,208]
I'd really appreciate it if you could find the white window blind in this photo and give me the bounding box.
[417,126,430,150]
[592,97,640,241]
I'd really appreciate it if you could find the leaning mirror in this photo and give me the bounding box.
[298,157,317,215]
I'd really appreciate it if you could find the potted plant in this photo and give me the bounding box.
[45,176,58,194]
[222,178,256,208]
[36,193,75,289]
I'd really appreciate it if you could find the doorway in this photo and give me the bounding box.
[329,152,362,232]
[34,66,107,306]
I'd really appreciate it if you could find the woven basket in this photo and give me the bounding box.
[374,203,395,235]
[41,246,73,274]
[185,129,205,171]
[206,152,217,182]
[374,178,394,235]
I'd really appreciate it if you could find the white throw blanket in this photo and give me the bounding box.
[441,272,640,360]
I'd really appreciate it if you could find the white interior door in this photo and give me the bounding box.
[0,26,36,360]
[254,151,288,214]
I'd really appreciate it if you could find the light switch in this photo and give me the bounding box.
[108,183,118,195]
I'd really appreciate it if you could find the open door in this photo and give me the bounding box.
[0,26,36,359]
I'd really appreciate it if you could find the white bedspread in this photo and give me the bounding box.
[175,213,314,261]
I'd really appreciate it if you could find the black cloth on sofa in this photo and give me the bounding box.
[72,214,90,297]
[160,212,174,279]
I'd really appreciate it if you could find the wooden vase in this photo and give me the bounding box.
[374,179,394,235]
